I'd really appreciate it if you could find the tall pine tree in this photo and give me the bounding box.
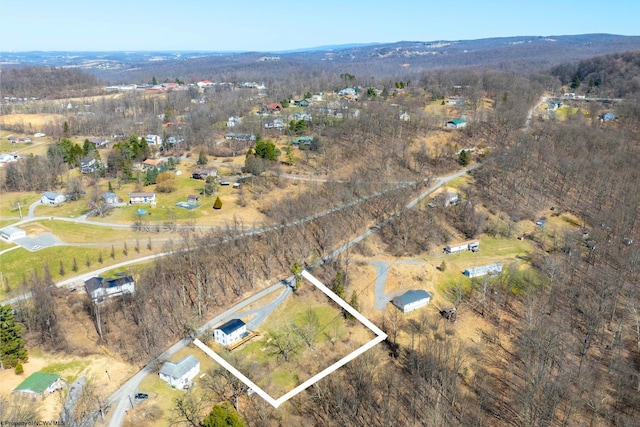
[0,304,28,369]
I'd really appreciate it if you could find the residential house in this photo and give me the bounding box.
[338,87,357,97]
[447,95,464,106]
[291,136,314,146]
[159,355,200,389]
[601,111,616,122]
[87,137,109,147]
[291,112,313,122]
[41,191,66,206]
[13,372,64,396]
[7,136,32,143]
[266,103,283,112]
[227,116,242,127]
[463,263,503,278]
[81,157,97,174]
[129,192,156,204]
[197,80,214,88]
[101,192,119,204]
[142,158,165,170]
[264,118,285,129]
[446,119,467,129]
[444,240,479,254]
[392,290,432,313]
[442,192,460,207]
[84,275,135,303]
[225,133,256,141]
[293,99,310,107]
[0,153,18,166]
[191,167,217,180]
[214,319,247,346]
[1,225,27,241]
[145,134,162,146]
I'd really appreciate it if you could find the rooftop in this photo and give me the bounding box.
[13,372,60,394]
[216,318,246,335]
[395,290,431,305]
[159,355,200,380]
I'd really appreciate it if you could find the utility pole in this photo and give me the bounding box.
[17,202,22,219]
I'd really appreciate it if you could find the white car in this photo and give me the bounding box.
[31,245,42,250]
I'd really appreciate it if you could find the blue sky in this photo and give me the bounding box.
[2,0,638,52]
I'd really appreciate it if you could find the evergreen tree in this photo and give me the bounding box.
[197,149,208,166]
[345,292,360,320]
[72,257,78,272]
[331,271,345,300]
[213,197,223,210]
[0,304,29,369]
[459,149,470,166]
[285,145,295,166]
[200,402,245,427]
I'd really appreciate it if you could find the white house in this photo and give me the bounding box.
[84,276,135,303]
[392,290,432,313]
[1,225,26,241]
[463,263,503,278]
[129,192,156,204]
[101,192,119,204]
[145,134,162,146]
[446,119,467,129]
[0,153,18,166]
[159,355,200,389]
[214,319,247,346]
[41,191,67,206]
[227,116,242,127]
[444,240,479,254]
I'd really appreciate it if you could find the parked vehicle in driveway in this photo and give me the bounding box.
[134,393,148,400]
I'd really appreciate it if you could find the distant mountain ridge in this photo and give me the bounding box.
[2,34,640,82]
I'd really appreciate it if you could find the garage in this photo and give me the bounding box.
[1,225,27,241]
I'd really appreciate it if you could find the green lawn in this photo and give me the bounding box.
[41,360,91,384]
[0,244,157,299]
[33,220,141,243]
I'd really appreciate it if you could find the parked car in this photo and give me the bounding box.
[135,393,149,400]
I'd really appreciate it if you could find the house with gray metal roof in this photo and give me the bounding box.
[159,355,200,389]
[392,290,432,313]
[41,191,66,206]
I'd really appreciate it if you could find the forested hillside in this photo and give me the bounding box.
[551,50,640,97]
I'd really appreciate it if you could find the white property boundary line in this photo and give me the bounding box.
[193,269,387,408]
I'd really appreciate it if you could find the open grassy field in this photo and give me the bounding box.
[0,191,41,217]
[0,243,158,299]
